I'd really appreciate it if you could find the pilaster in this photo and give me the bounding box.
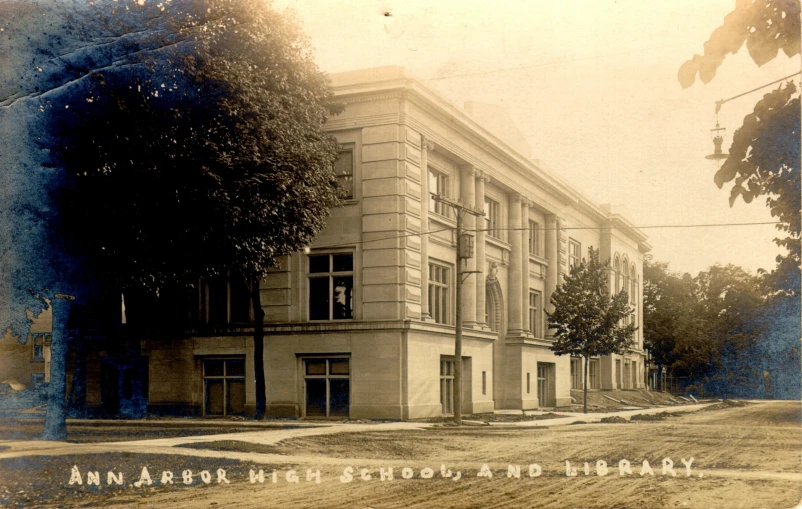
[544,214,558,331]
[521,199,531,335]
[474,173,489,327]
[507,193,524,335]
[420,136,434,320]
[460,165,477,328]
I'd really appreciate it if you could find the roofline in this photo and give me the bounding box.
[329,67,648,245]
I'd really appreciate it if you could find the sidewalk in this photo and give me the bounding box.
[0,402,717,459]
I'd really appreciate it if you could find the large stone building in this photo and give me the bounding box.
[141,66,651,419]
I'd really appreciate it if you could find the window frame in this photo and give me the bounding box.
[484,197,500,239]
[302,356,351,418]
[31,333,48,362]
[308,253,355,321]
[528,220,541,256]
[201,357,246,417]
[440,357,456,415]
[589,359,600,389]
[568,239,581,270]
[529,290,542,338]
[428,167,451,218]
[570,358,582,389]
[428,261,451,325]
[334,147,355,200]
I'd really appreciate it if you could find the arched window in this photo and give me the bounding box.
[613,256,621,293]
[622,256,629,298]
[630,265,637,304]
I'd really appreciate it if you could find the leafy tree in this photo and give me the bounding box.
[1,0,342,437]
[547,248,636,413]
[679,0,801,296]
[694,265,765,399]
[643,256,687,390]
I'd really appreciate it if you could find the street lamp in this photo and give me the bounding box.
[705,121,728,165]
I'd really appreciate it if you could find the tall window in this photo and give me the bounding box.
[622,256,630,297]
[631,265,637,326]
[528,220,540,256]
[630,265,637,304]
[529,291,542,338]
[484,198,499,238]
[429,262,450,324]
[614,256,621,293]
[304,357,350,418]
[31,333,48,361]
[568,239,581,269]
[334,149,354,199]
[440,357,455,415]
[188,273,252,327]
[428,169,450,217]
[570,358,582,389]
[309,253,354,320]
[203,358,245,416]
[589,359,600,389]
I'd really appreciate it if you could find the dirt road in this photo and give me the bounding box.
[0,400,799,508]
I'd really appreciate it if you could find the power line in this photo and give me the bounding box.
[716,72,801,112]
[319,221,781,249]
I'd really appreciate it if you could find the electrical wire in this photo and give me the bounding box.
[319,221,781,249]
[716,72,800,111]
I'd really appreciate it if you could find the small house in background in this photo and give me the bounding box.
[0,306,52,390]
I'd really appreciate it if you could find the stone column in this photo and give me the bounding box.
[420,136,434,320]
[545,214,558,322]
[507,193,524,335]
[475,172,488,327]
[521,199,530,335]
[460,165,477,328]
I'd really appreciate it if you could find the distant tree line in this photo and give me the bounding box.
[644,256,800,399]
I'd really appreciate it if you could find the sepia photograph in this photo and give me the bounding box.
[0,0,800,507]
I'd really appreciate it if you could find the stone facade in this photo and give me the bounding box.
[144,66,652,419]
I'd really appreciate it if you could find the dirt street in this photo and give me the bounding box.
[0,400,799,508]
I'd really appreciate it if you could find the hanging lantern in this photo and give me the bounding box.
[705,121,728,164]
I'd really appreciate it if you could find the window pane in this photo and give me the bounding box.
[227,380,245,415]
[226,359,245,377]
[332,254,353,272]
[337,175,353,199]
[332,276,353,319]
[428,170,438,212]
[335,151,354,200]
[205,380,224,415]
[309,277,330,320]
[305,379,327,417]
[229,274,251,323]
[334,150,353,176]
[204,360,224,377]
[309,255,330,273]
[330,359,350,375]
[306,359,326,375]
[329,379,350,417]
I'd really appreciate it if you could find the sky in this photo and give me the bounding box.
[274,0,800,276]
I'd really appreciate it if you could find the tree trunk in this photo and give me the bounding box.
[69,331,87,418]
[42,296,72,440]
[583,355,589,414]
[250,276,266,420]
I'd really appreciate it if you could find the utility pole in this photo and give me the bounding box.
[432,194,484,425]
